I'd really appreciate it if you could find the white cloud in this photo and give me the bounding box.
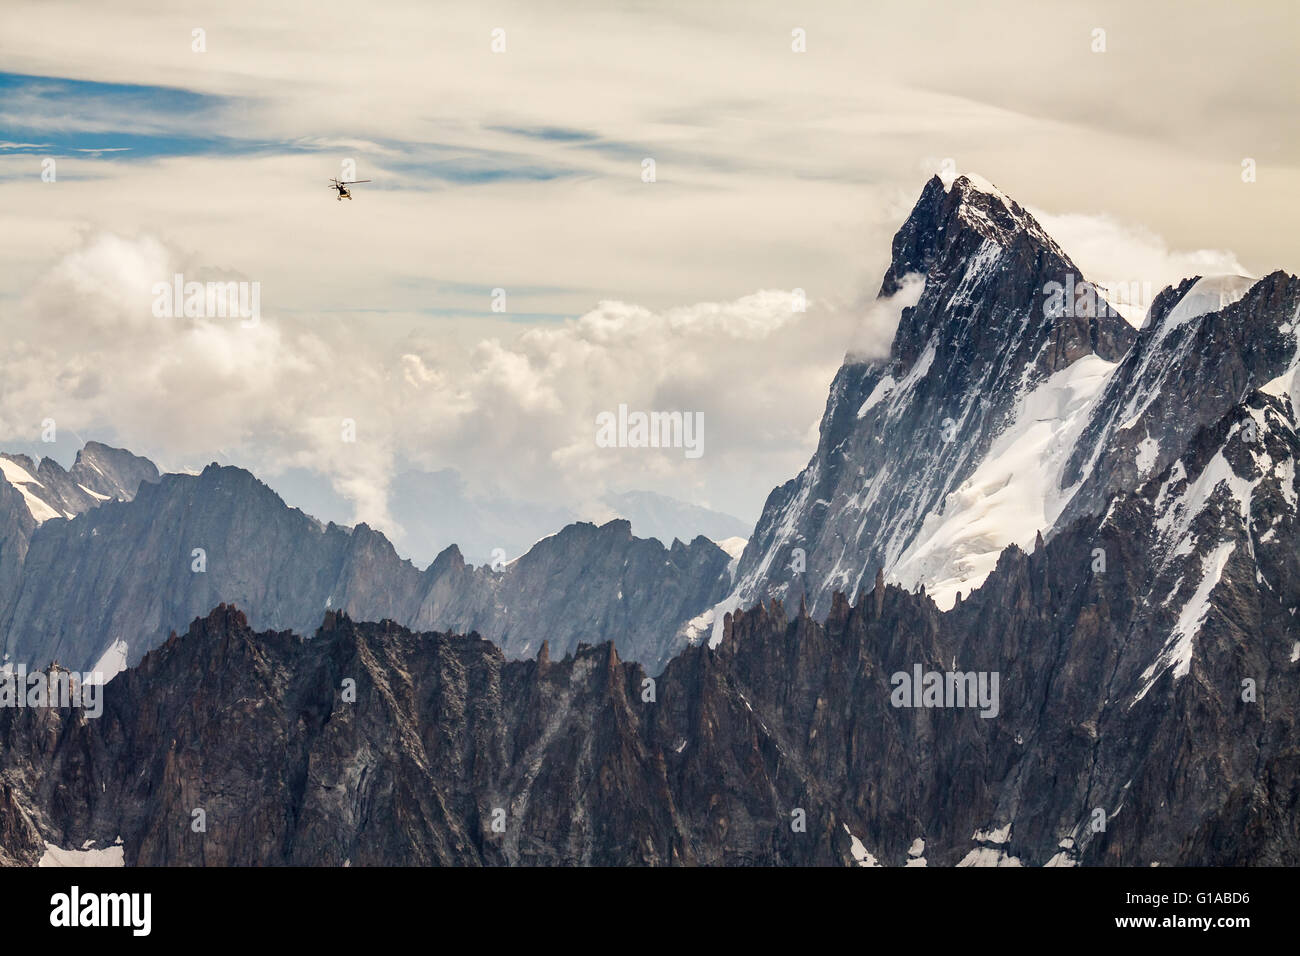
[1033,208,1250,325]
[844,273,926,362]
[0,233,864,531]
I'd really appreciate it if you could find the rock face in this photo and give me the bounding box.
[0,479,37,638]
[0,442,159,648]
[1,460,731,675]
[721,175,1300,627]
[722,175,1137,625]
[5,432,1298,869]
[411,520,732,674]
[1059,271,1299,525]
[0,441,158,523]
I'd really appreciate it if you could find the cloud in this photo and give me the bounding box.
[0,233,865,532]
[1032,208,1250,324]
[0,201,1257,541]
[843,273,926,362]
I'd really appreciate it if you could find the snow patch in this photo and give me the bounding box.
[1153,448,1254,555]
[1135,435,1160,478]
[972,823,1011,845]
[951,172,1013,206]
[957,847,1022,867]
[904,837,926,865]
[857,375,895,418]
[1136,416,1274,703]
[680,609,714,644]
[945,239,1003,310]
[0,457,62,524]
[1134,541,1235,703]
[842,824,880,867]
[715,536,748,560]
[891,355,1116,608]
[895,341,937,400]
[1161,274,1256,330]
[38,843,125,867]
[87,640,129,684]
[77,483,111,502]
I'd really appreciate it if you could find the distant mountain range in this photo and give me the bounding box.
[0,447,739,678]
[380,471,750,567]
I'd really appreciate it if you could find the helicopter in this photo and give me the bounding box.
[327,177,371,201]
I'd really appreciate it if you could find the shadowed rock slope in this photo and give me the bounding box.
[6,392,1298,870]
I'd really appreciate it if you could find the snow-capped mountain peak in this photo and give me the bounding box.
[710,175,1138,637]
[710,175,1300,645]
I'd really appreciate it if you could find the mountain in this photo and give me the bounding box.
[274,464,750,568]
[4,173,1299,867]
[599,490,750,551]
[412,519,732,673]
[11,382,1299,867]
[384,471,749,568]
[0,441,158,524]
[0,442,159,651]
[382,467,575,567]
[1058,271,1298,525]
[8,441,1299,868]
[717,175,1300,634]
[0,460,731,676]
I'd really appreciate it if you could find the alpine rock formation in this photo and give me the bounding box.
[3,174,1299,867]
[0,456,732,677]
[0,442,160,664]
[718,174,1298,629]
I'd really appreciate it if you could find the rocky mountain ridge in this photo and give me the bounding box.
[719,174,1300,631]
[7,398,1298,868]
[1,458,731,676]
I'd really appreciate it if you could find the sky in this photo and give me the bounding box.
[0,0,1295,550]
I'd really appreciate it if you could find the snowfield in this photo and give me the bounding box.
[891,354,1116,609]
